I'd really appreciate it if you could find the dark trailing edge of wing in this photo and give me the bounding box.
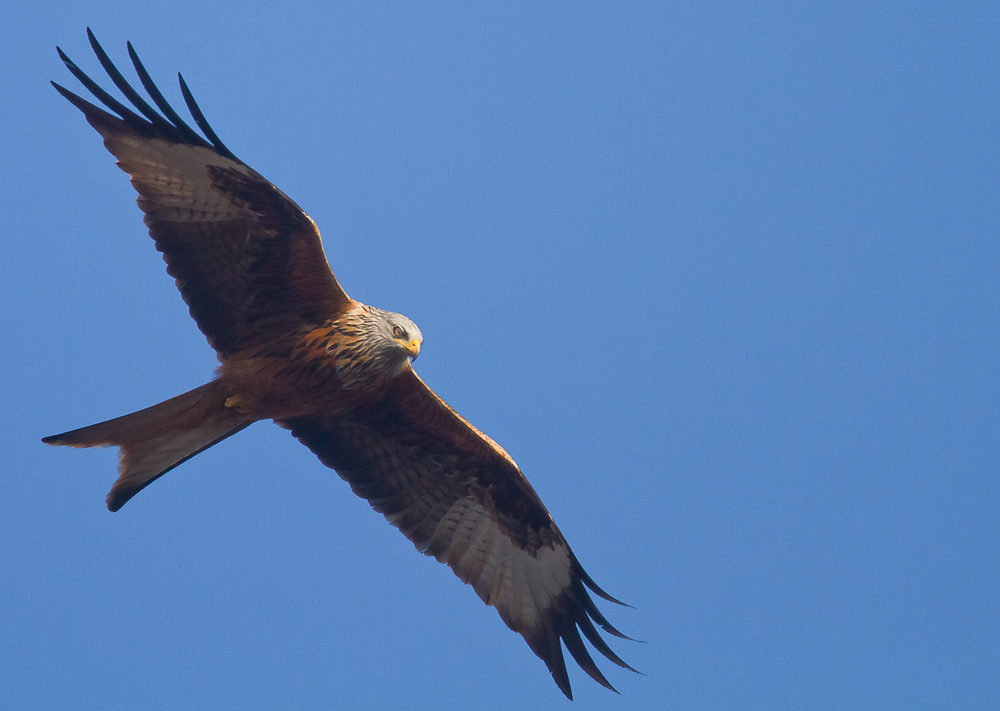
[52,27,239,162]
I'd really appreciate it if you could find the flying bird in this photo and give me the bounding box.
[44,29,634,699]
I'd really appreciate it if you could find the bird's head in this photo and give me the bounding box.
[369,307,423,363]
[336,305,424,391]
[388,314,423,361]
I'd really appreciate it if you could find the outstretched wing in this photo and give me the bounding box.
[281,369,635,699]
[53,29,351,359]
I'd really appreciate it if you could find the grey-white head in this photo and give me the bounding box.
[339,305,424,390]
[367,306,423,362]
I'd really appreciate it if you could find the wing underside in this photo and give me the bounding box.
[53,29,351,358]
[283,370,635,698]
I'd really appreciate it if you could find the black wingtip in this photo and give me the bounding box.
[86,29,174,130]
[54,41,146,124]
[50,80,87,109]
[177,72,238,161]
[126,41,204,145]
[105,488,128,513]
[55,30,240,162]
[577,562,631,607]
[551,666,573,701]
[577,612,640,673]
[561,620,621,695]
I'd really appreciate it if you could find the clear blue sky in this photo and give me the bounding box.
[2,2,998,709]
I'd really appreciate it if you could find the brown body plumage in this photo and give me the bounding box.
[219,303,423,419]
[44,30,634,699]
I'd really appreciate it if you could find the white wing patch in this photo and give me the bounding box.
[105,135,253,223]
[416,496,574,635]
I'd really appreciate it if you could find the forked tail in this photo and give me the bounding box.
[43,381,252,511]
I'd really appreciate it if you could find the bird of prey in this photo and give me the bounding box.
[44,29,634,699]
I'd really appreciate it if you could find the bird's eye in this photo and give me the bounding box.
[393,326,406,339]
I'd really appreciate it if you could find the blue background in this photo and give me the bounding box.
[2,2,998,709]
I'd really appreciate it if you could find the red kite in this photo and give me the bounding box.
[44,30,634,698]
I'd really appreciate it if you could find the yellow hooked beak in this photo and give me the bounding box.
[400,338,421,360]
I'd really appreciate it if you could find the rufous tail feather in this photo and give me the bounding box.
[43,381,252,511]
